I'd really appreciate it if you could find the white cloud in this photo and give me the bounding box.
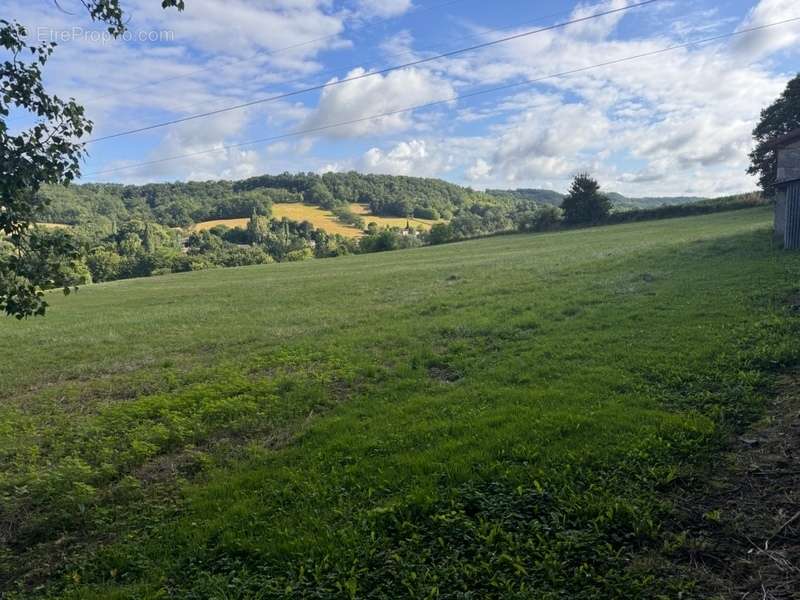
[380,30,415,58]
[731,0,800,59]
[303,67,453,137]
[361,139,445,175]
[128,0,344,59]
[403,0,797,195]
[466,159,492,181]
[3,0,351,134]
[487,102,610,181]
[567,0,635,41]
[317,162,345,174]
[355,0,414,19]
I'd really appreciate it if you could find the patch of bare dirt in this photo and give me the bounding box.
[670,373,800,599]
[428,363,462,383]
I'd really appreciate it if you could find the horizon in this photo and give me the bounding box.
[63,169,754,200]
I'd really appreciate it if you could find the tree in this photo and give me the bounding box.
[87,248,123,282]
[560,174,611,225]
[1,1,184,318]
[142,223,156,253]
[304,181,335,208]
[748,74,800,195]
[516,205,563,232]
[360,229,401,253]
[413,206,439,220]
[247,210,270,245]
[428,223,453,245]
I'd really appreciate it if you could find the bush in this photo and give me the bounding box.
[171,254,215,273]
[87,249,123,282]
[413,206,440,220]
[428,223,454,245]
[286,247,314,262]
[222,227,250,245]
[209,225,230,238]
[517,205,563,232]
[218,246,274,268]
[331,206,366,229]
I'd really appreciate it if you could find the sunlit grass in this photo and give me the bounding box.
[2,207,799,598]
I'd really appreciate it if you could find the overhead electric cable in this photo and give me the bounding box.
[136,3,588,120]
[82,16,800,179]
[84,0,662,144]
[90,0,481,101]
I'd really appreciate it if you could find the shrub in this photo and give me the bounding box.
[428,223,454,245]
[413,206,440,220]
[331,206,366,229]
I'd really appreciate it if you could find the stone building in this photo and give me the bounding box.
[771,129,800,249]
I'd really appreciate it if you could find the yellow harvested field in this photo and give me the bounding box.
[273,204,362,237]
[348,204,439,230]
[190,218,250,232]
[190,208,358,237]
[37,223,70,230]
[190,203,441,238]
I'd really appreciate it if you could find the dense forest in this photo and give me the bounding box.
[40,172,503,229]
[2,172,767,290]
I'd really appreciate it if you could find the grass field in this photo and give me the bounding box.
[2,207,799,598]
[190,203,440,237]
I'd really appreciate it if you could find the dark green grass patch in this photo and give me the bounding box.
[2,208,799,598]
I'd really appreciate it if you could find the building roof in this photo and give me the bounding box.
[765,128,800,150]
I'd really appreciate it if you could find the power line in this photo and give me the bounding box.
[0,0,476,131]
[84,0,662,144]
[128,3,586,121]
[82,16,800,180]
[90,0,481,102]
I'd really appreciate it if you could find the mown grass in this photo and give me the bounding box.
[1,207,799,598]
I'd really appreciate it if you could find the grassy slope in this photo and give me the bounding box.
[1,208,799,598]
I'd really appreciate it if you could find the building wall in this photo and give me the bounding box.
[775,188,787,241]
[777,140,800,184]
[787,182,800,250]
[776,142,800,249]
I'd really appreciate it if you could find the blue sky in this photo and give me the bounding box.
[5,0,800,195]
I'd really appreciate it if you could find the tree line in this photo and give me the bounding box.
[36,171,508,231]
[2,172,767,293]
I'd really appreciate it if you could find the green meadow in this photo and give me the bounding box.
[2,207,799,598]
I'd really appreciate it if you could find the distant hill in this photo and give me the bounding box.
[487,188,711,211]
[40,172,506,229]
[486,188,565,206]
[606,192,709,211]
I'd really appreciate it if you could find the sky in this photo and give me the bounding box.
[5,0,800,196]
